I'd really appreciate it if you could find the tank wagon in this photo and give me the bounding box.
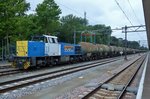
[12,35,140,69]
[79,42,137,60]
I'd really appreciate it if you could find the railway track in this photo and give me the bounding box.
[0,69,21,77]
[81,55,146,99]
[0,56,121,77]
[0,57,122,94]
[0,56,122,77]
[0,54,139,77]
[0,65,11,69]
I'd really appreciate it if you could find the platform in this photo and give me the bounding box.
[137,53,150,99]
[141,53,150,99]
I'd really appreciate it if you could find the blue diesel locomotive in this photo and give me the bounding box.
[12,35,82,69]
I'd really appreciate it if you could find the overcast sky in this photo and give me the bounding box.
[26,0,148,47]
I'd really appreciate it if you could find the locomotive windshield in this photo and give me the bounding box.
[31,36,48,43]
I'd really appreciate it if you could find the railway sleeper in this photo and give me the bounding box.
[101,83,138,94]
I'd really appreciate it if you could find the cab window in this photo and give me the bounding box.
[44,37,48,43]
[52,38,55,43]
[48,38,52,43]
[54,38,58,43]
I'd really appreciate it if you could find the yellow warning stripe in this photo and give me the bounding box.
[12,62,16,68]
[17,41,28,56]
[24,62,30,69]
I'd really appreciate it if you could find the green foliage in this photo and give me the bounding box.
[0,0,30,40]
[110,36,141,49]
[110,36,120,46]
[140,46,148,50]
[128,41,140,49]
[0,0,30,56]
[13,14,40,40]
[86,24,112,44]
[36,0,61,34]
[59,14,87,43]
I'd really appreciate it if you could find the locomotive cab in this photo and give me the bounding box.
[42,35,61,56]
[31,35,61,56]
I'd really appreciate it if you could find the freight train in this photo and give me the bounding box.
[12,35,139,69]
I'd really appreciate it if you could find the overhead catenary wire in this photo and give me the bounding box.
[126,0,145,33]
[127,0,142,25]
[114,0,145,41]
[126,0,145,40]
[56,2,97,24]
[114,0,133,26]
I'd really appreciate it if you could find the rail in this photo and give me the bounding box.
[82,55,146,99]
[0,57,120,93]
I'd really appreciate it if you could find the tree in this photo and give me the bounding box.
[110,36,119,46]
[127,41,140,49]
[36,0,61,35]
[87,24,112,44]
[13,14,40,40]
[59,14,88,43]
[0,0,30,55]
[0,0,30,37]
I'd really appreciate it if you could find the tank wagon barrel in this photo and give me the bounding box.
[79,42,141,58]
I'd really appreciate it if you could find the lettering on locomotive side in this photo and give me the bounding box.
[64,46,74,52]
